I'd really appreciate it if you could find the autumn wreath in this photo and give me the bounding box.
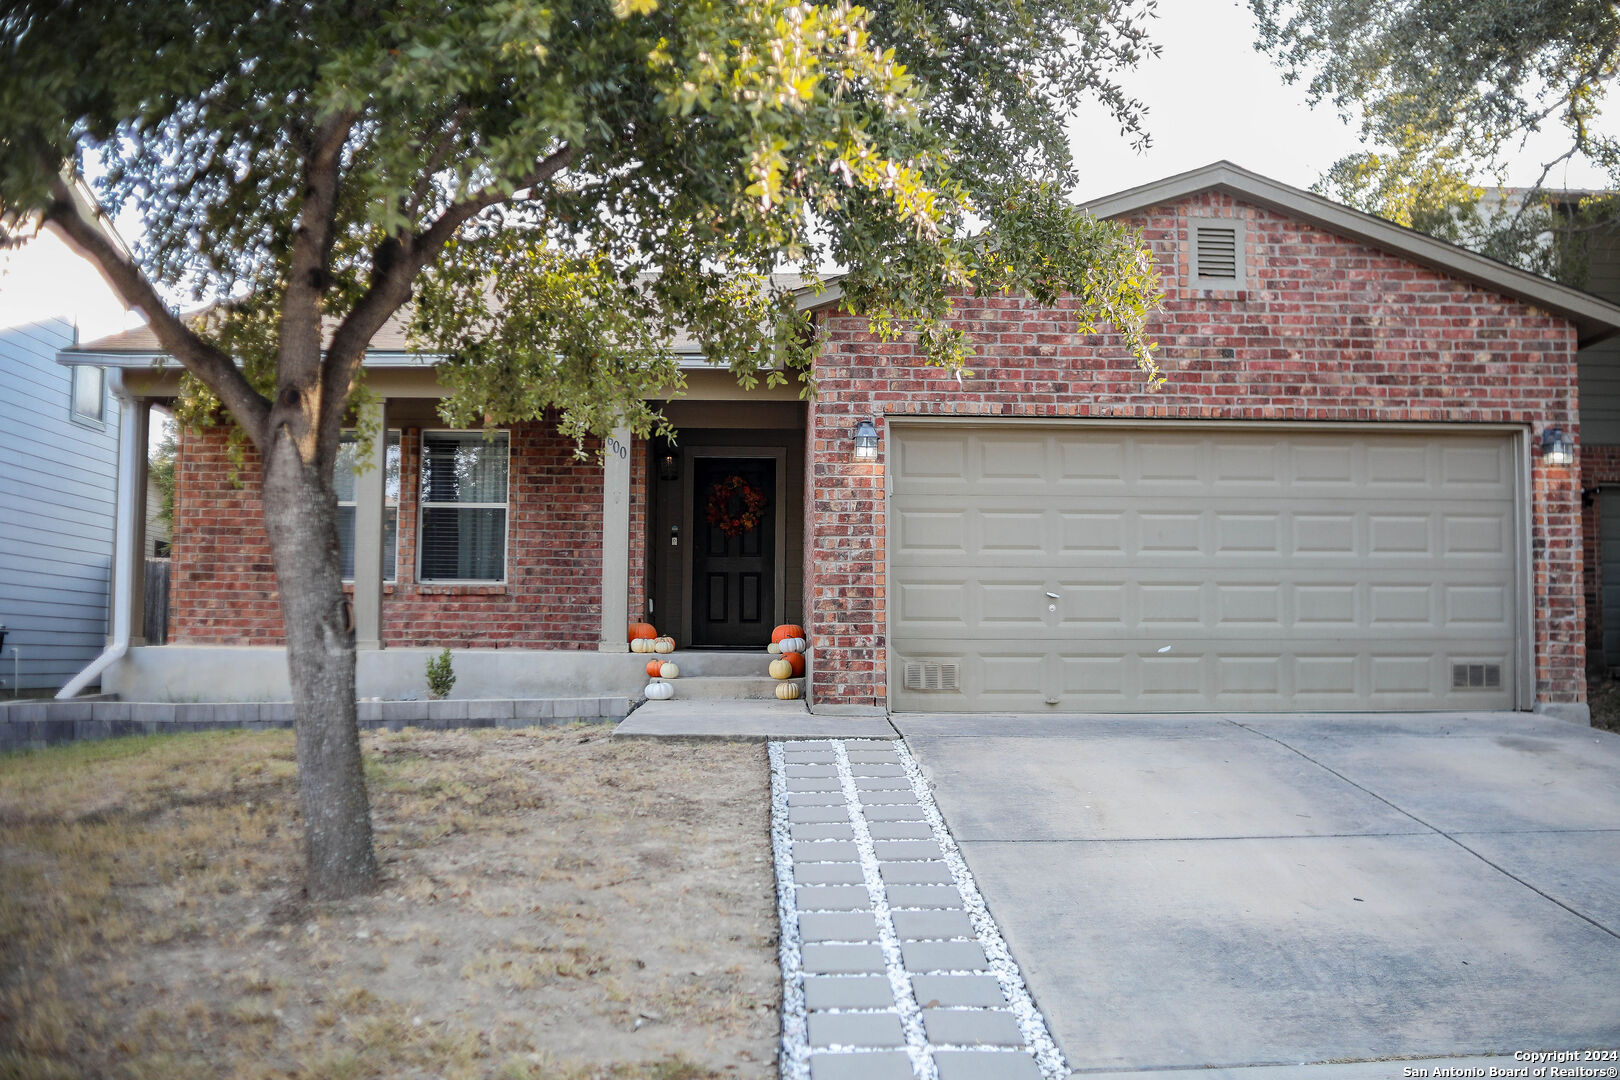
[705,474,768,538]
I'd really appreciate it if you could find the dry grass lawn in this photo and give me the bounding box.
[0,725,780,1079]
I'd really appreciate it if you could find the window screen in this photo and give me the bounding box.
[418,431,509,582]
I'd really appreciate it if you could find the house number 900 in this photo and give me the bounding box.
[604,437,628,460]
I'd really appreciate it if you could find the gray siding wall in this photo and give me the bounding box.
[0,319,119,691]
[1577,224,1620,443]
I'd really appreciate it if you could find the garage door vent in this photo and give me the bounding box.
[904,661,961,692]
[1451,662,1502,690]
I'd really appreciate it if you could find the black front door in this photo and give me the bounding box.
[692,458,775,647]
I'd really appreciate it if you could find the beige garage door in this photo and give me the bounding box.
[889,426,1523,713]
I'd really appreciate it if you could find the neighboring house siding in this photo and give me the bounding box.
[1581,445,1620,664]
[805,191,1582,708]
[0,319,119,691]
[170,418,646,647]
[1574,221,1620,665]
[1576,345,1620,444]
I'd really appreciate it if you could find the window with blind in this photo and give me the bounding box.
[418,431,509,582]
[335,430,401,581]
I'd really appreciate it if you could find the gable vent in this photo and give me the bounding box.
[904,661,961,692]
[1195,226,1238,280]
[1451,662,1502,691]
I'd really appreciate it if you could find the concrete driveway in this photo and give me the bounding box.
[893,712,1620,1077]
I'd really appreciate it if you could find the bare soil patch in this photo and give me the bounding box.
[1585,668,1620,732]
[0,725,779,1079]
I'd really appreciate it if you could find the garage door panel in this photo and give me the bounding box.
[1294,442,1359,485]
[981,581,1050,627]
[980,511,1047,553]
[894,567,1516,642]
[1216,585,1284,627]
[1294,513,1359,554]
[1137,440,1206,483]
[1057,439,1126,483]
[1060,512,1127,554]
[1366,443,1434,485]
[890,426,1523,713]
[893,498,1513,566]
[1443,514,1512,555]
[1215,513,1283,554]
[1213,442,1282,483]
[979,436,1049,481]
[893,509,968,556]
[892,645,1517,713]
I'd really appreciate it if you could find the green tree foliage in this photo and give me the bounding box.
[1,0,1164,897]
[1250,0,1620,285]
[148,423,178,533]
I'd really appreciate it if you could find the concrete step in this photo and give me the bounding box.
[617,698,896,740]
[652,675,803,700]
[631,650,786,677]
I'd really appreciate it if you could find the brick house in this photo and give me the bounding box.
[60,162,1620,721]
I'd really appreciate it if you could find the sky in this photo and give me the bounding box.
[0,0,1611,341]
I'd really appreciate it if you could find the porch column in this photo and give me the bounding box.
[352,399,388,650]
[116,392,151,646]
[598,426,632,652]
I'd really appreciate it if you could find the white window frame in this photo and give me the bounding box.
[69,364,106,428]
[416,428,511,585]
[337,428,402,583]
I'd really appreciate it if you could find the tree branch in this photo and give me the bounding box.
[42,172,272,446]
[281,109,357,387]
[317,143,577,422]
[405,106,472,221]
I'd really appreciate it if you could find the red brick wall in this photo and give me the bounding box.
[172,419,645,648]
[805,191,1585,708]
[1580,445,1620,664]
[170,429,283,642]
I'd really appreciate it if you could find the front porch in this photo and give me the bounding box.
[62,354,813,704]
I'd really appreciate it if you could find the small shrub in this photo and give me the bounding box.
[425,648,456,700]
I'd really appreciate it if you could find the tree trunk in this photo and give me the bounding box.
[261,429,378,900]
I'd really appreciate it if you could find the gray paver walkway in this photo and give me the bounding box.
[770,739,1065,1080]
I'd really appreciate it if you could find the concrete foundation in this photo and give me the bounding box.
[102,645,654,702]
[0,695,630,752]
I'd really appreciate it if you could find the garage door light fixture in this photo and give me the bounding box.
[851,418,880,462]
[1540,426,1574,467]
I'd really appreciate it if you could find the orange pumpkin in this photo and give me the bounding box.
[780,650,806,677]
[628,622,658,643]
[646,659,664,678]
[771,624,806,644]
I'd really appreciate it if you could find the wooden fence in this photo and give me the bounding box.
[143,558,169,645]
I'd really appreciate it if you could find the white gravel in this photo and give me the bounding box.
[769,738,1070,1080]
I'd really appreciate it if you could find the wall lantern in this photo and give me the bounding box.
[657,448,680,482]
[1540,426,1574,466]
[851,418,880,463]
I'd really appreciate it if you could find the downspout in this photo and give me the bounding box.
[57,370,138,698]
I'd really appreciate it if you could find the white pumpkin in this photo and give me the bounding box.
[630,637,652,654]
[775,681,802,700]
[778,636,807,654]
[658,661,680,679]
[644,680,674,700]
[767,641,780,654]
[768,658,793,680]
[653,636,675,654]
